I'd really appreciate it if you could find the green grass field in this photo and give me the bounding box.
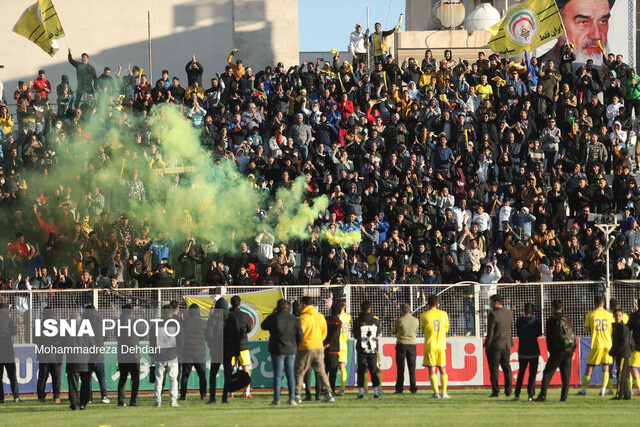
[0,388,635,426]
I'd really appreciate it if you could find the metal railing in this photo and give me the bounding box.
[2,280,635,344]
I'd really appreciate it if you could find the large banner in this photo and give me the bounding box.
[9,337,585,394]
[5,337,588,394]
[379,337,582,387]
[542,0,635,68]
[4,340,356,394]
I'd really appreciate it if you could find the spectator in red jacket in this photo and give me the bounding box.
[34,205,67,242]
[31,70,52,99]
[337,93,354,119]
[7,232,29,261]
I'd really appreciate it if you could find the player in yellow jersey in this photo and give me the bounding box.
[577,296,614,396]
[421,294,450,399]
[337,300,351,395]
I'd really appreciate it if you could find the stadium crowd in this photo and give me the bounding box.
[0,25,639,297]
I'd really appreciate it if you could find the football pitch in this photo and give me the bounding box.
[0,389,636,426]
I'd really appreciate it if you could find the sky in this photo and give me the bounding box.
[298,0,406,52]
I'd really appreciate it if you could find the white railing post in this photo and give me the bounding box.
[474,283,480,337]
[540,283,545,334]
[29,290,33,344]
[93,288,99,309]
[409,284,414,314]
[156,289,162,318]
[344,285,351,315]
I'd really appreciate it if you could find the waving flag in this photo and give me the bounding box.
[13,0,65,56]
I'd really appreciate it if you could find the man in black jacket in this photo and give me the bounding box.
[627,302,640,394]
[185,55,204,87]
[151,304,183,407]
[179,304,207,400]
[84,306,109,404]
[177,240,205,283]
[67,49,97,108]
[151,265,175,287]
[610,309,632,400]
[484,294,513,397]
[0,303,20,403]
[262,299,304,405]
[36,306,61,403]
[536,300,575,402]
[353,301,381,400]
[66,312,92,410]
[514,303,542,401]
[117,305,140,407]
[324,304,342,395]
[229,295,253,397]
[206,298,237,404]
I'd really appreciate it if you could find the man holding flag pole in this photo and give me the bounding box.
[67,49,97,109]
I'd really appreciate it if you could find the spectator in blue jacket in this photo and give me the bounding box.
[147,233,175,266]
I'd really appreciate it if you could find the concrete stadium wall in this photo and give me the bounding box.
[0,0,298,105]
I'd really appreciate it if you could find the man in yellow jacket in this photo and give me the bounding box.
[294,296,335,403]
[227,50,245,81]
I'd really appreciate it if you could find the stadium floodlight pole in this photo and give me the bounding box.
[366,7,370,72]
[597,220,619,309]
[148,11,152,83]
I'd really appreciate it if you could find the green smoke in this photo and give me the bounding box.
[20,98,339,254]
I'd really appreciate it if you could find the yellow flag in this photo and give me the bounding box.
[185,288,284,341]
[13,0,65,57]
[488,0,564,57]
[184,295,215,320]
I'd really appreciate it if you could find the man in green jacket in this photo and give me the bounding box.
[68,49,97,108]
[624,69,640,170]
[624,69,640,118]
[391,303,419,393]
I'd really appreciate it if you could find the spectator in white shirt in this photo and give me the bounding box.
[480,262,502,300]
[435,187,455,217]
[609,121,627,149]
[348,24,369,67]
[606,95,622,128]
[498,199,515,232]
[452,198,472,232]
[472,205,492,233]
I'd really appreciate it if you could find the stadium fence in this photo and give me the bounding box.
[3,280,639,344]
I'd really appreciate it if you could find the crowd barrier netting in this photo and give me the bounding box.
[3,280,637,345]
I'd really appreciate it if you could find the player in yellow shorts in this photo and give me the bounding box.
[337,300,351,395]
[232,350,252,367]
[630,350,640,395]
[420,294,450,399]
[577,296,613,396]
[229,295,253,398]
